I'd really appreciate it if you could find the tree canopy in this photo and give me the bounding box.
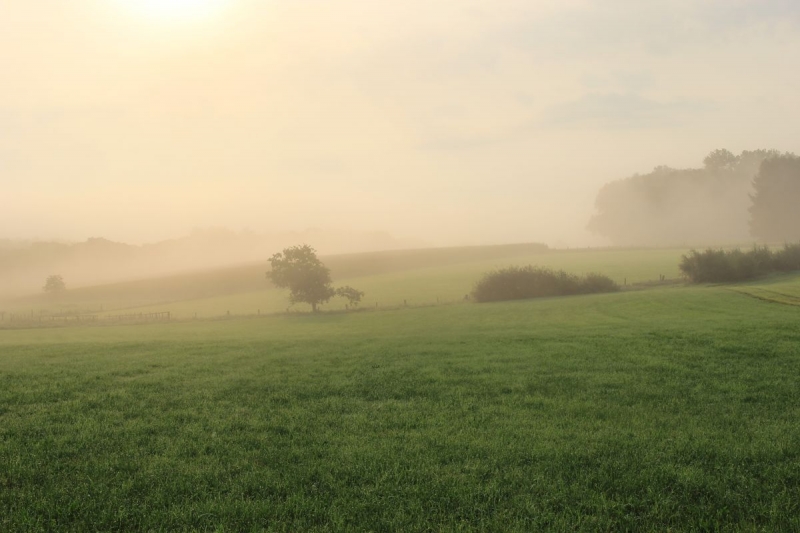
[267,245,335,312]
[267,245,366,312]
[588,149,785,246]
[749,155,800,242]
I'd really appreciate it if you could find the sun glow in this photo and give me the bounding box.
[118,0,227,24]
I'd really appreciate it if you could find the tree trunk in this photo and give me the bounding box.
[312,302,318,312]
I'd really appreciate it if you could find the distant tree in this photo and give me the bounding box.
[750,155,800,242]
[267,244,364,312]
[43,275,66,293]
[588,148,788,246]
[266,245,336,312]
[267,245,366,312]
[703,148,738,171]
[737,149,782,177]
[336,286,365,307]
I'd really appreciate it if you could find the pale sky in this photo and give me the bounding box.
[2,0,800,246]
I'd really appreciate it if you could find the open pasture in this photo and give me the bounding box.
[2,243,552,316]
[2,275,800,530]
[1,246,688,321]
[125,246,683,318]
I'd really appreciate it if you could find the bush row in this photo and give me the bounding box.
[472,266,619,303]
[679,243,800,283]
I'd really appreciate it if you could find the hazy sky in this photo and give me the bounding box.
[3,0,800,246]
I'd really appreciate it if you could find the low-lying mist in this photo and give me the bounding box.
[0,228,424,301]
[587,149,796,246]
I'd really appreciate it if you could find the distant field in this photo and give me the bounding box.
[2,274,800,530]
[1,245,687,320]
[2,243,550,314]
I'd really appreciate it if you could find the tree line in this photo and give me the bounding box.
[589,149,800,245]
[680,244,800,283]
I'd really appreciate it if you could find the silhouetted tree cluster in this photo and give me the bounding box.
[749,155,800,242]
[588,149,792,245]
[472,266,618,303]
[679,244,800,283]
[267,245,365,312]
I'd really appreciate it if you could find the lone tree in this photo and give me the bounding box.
[43,275,66,293]
[267,245,336,312]
[267,245,366,312]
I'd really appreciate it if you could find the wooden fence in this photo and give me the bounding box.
[106,311,171,321]
[1,312,98,323]
[0,310,170,326]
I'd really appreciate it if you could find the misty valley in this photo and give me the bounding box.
[3,231,800,530]
[4,1,800,529]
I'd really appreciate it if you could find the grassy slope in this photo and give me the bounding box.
[9,247,683,319]
[729,272,800,306]
[2,243,551,315]
[2,285,800,531]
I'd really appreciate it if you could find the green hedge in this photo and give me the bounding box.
[679,244,800,283]
[472,266,619,303]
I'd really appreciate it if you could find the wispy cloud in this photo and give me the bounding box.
[499,0,800,58]
[538,93,715,130]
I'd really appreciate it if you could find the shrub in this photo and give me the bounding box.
[335,285,365,307]
[774,243,800,272]
[679,244,800,283]
[581,273,621,294]
[472,266,619,303]
[680,249,734,282]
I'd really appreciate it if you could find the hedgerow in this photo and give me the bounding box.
[472,266,619,303]
[679,243,800,283]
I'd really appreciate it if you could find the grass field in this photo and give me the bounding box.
[730,273,800,306]
[1,246,687,319]
[2,248,800,530]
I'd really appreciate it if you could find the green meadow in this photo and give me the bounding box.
[5,245,685,319]
[2,247,800,531]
